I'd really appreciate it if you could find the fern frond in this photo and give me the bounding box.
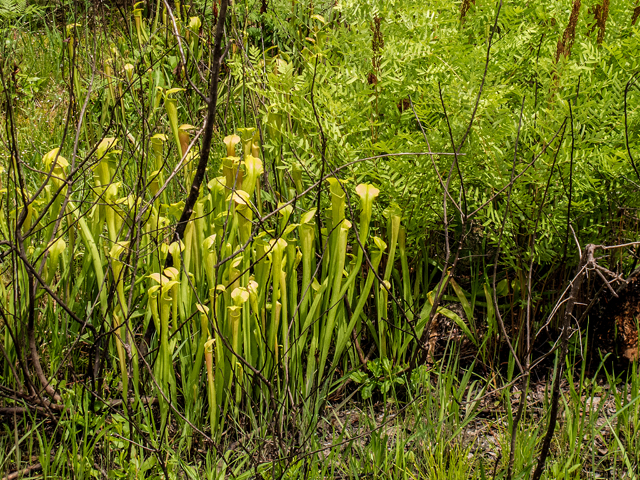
[0,0,26,19]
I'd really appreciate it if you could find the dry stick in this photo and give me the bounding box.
[0,383,62,412]
[0,453,108,480]
[0,65,63,406]
[535,273,584,337]
[460,0,475,21]
[533,33,545,130]
[457,0,502,154]
[440,83,468,216]
[39,16,97,277]
[0,406,49,416]
[624,71,640,182]
[162,0,208,98]
[412,86,463,365]
[0,341,24,394]
[531,244,594,480]
[505,96,527,480]
[467,120,567,220]
[0,63,37,401]
[491,102,531,377]
[12,23,78,230]
[1,462,45,480]
[142,0,229,347]
[27,275,61,403]
[0,308,36,398]
[561,82,579,264]
[524,119,567,355]
[32,44,101,390]
[23,244,68,405]
[310,54,328,279]
[573,243,640,323]
[409,96,463,217]
[169,0,228,248]
[418,0,503,363]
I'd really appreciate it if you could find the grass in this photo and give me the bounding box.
[2,346,640,479]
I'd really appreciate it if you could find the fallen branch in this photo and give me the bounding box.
[2,462,45,480]
[143,0,230,349]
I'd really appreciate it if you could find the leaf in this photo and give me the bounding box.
[148,273,169,285]
[362,383,374,400]
[483,283,497,337]
[449,277,474,326]
[349,371,368,384]
[231,287,250,306]
[436,306,476,346]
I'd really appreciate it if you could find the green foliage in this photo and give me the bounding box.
[349,357,406,399]
[0,0,25,19]
[234,0,640,269]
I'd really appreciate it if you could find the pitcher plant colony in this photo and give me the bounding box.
[1,0,478,445]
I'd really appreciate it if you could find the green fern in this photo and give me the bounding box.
[0,0,26,19]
